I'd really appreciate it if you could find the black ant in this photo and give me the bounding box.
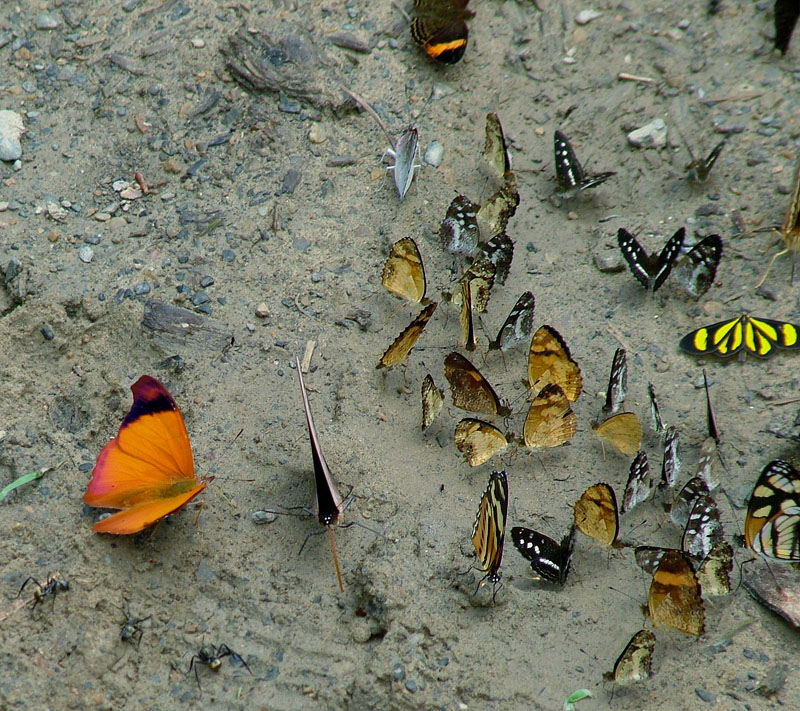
[17,574,69,611]
[117,600,151,647]
[188,643,252,689]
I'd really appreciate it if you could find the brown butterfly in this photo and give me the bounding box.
[459,279,477,352]
[410,0,474,65]
[382,237,426,303]
[377,302,438,368]
[647,549,705,636]
[454,418,509,467]
[527,325,582,401]
[522,384,577,450]
[471,470,508,600]
[444,352,510,417]
[603,629,655,685]
[421,374,444,430]
[573,483,619,547]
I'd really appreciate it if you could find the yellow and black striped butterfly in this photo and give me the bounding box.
[756,153,800,287]
[574,483,619,547]
[603,629,655,685]
[679,314,800,359]
[745,459,800,561]
[471,470,508,600]
[382,237,426,303]
[377,302,438,368]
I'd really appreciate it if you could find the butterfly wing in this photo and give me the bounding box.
[574,483,619,546]
[489,291,535,351]
[382,237,426,303]
[745,459,800,561]
[670,476,710,528]
[697,541,733,596]
[601,347,627,416]
[459,279,477,351]
[660,426,681,490]
[377,302,438,368]
[440,195,480,255]
[607,629,655,685]
[421,374,444,430]
[444,352,508,416]
[592,412,642,456]
[554,130,585,191]
[617,228,653,289]
[483,113,512,180]
[511,525,574,585]
[682,493,724,559]
[527,325,583,401]
[621,450,652,514]
[455,418,508,467]
[472,470,508,585]
[476,173,519,238]
[674,234,722,298]
[390,127,419,199]
[648,550,705,636]
[84,376,202,534]
[523,384,577,449]
[476,232,514,285]
[647,382,665,433]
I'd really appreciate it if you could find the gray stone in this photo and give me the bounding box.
[627,118,667,149]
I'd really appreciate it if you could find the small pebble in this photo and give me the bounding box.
[251,510,277,525]
[191,291,210,306]
[133,281,151,295]
[392,664,405,681]
[255,303,270,318]
[199,275,214,288]
[424,140,443,167]
[405,680,417,693]
[627,118,667,149]
[575,9,602,25]
[35,13,61,29]
[0,110,25,161]
[191,38,205,48]
[694,688,714,703]
[40,326,54,340]
[308,123,327,144]
[78,246,94,263]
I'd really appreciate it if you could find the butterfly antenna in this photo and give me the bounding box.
[341,87,395,151]
[754,248,788,289]
[328,527,345,592]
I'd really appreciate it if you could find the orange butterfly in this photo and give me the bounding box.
[83,376,208,534]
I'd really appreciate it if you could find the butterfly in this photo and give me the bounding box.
[601,347,627,417]
[471,470,508,599]
[527,325,583,402]
[756,154,800,287]
[669,476,711,529]
[703,369,720,444]
[459,279,477,351]
[457,257,496,314]
[522,384,577,450]
[511,524,575,586]
[476,232,514,285]
[647,549,705,636]
[592,412,642,457]
[410,0,474,64]
[573,483,619,547]
[455,418,509,467]
[682,492,724,560]
[421,374,444,430]
[444,352,510,417]
[647,382,665,433]
[553,130,615,194]
[377,302,438,368]
[636,540,732,597]
[483,113,512,181]
[745,459,800,561]
[622,451,653,514]
[683,136,728,183]
[695,437,718,492]
[382,237,426,303]
[476,172,520,239]
[488,291,535,352]
[440,194,480,255]
[617,227,686,292]
[673,234,723,298]
[83,375,208,534]
[774,0,800,53]
[660,426,681,491]
[386,126,420,200]
[603,629,655,685]
[678,314,800,359]
[296,357,348,591]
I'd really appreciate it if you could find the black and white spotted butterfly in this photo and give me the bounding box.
[601,348,627,418]
[673,234,723,299]
[622,451,653,514]
[488,291,535,352]
[617,227,686,292]
[669,476,710,529]
[476,232,514,285]
[511,524,575,586]
[660,426,681,491]
[554,130,616,194]
[682,492,724,559]
[648,382,665,434]
[440,195,479,255]
[681,132,728,184]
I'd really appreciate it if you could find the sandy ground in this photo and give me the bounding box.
[2,0,800,709]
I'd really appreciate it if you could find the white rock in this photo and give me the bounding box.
[0,110,25,162]
[424,140,443,167]
[78,246,94,263]
[575,9,602,25]
[627,118,667,149]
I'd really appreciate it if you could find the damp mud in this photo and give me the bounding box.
[1,1,800,709]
